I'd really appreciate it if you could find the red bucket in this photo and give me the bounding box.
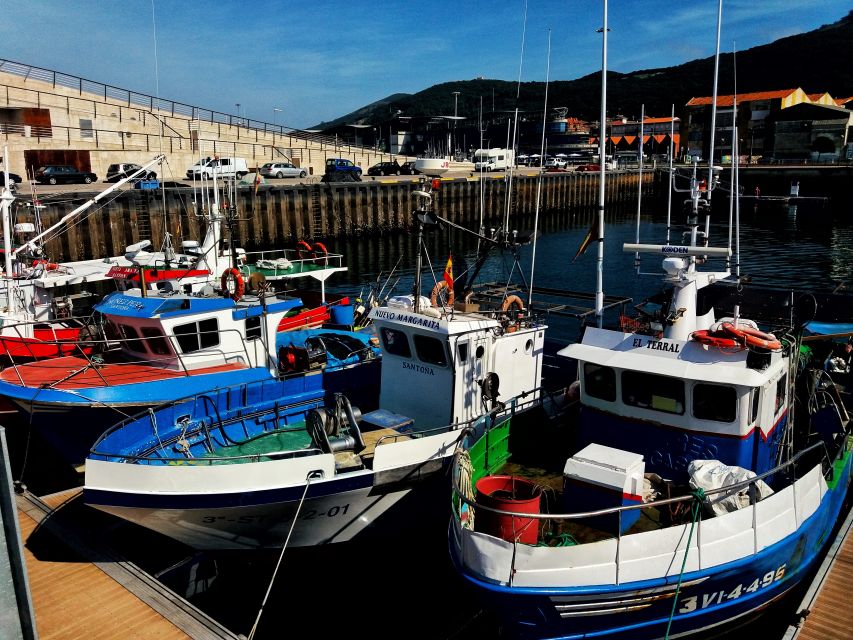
[475,475,542,544]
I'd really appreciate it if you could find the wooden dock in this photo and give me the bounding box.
[16,487,242,640]
[782,503,853,639]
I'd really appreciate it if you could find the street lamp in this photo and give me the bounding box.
[273,107,283,128]
[235,103,241,126]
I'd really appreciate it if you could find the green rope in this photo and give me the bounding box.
[664,488,705,639]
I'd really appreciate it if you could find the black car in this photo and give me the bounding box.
[367,161,402,176]
[400,161,420,175]
[0,172,23,186]
[34,165,97,185]
[105,163,157,182]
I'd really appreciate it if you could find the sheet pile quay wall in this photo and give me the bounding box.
[16,171,659,262]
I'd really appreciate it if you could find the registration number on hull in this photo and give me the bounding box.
[678,564,786,613]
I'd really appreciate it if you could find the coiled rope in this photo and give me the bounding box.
[664,487,705,639]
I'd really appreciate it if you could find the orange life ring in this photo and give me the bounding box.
[296,240,313,261]
[32,259,58,271]
[430,280,455,307]
[501,295,525,313]
[720,322,782,351]
[311,242,329,266]
[221,267,245,302]
[691,329,741,349]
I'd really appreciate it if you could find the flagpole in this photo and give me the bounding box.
[595,0,608,327]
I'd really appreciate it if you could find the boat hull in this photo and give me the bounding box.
[450,451,853,639]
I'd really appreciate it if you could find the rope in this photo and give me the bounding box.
[247,472,315,640]
[664,487,705,639]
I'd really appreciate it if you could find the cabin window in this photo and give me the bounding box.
[457,343,468,362]
[414,335,448,367]
[116,323,144,353]
[622,371,685,414]
[583,363,616,402]
[693,383,736,423]
[380,327,411,357]
[246,316,261,340]
[173,318,219,353]
[775,375,787,414]
[140,327,171,356]
[751,389,760,423]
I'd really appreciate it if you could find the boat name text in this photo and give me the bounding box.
[403,362,436,375]
[374,310,440,330]
[631,338,681,353]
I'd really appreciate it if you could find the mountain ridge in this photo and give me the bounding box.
[311,10,853,129]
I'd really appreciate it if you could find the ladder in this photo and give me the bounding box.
[310,184,323,238]
[131,188,152,243]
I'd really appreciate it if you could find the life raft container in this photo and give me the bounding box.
[430,280,455,307]
[720,322,782,351]
[221,267,245,302]
[691,329,741,349]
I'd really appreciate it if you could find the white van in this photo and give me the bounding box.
[473,148,514,172]
[186,157,249,180]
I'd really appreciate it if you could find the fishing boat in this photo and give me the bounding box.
[0,280,380,465]
[81,180,552,550]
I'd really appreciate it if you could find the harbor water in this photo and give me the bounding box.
[9,194,851,639]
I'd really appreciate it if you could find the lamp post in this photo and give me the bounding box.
[235,103,241,126]
[273,107,282,129]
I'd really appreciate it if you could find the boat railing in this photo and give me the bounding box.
[96,444,327,466]
[242,248,345,273]
[1,324,263,387]
[452,437,843,580]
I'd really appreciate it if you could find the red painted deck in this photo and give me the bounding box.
[0,357,247,389]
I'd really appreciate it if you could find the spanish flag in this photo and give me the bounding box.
[253,170,262,196]
[443,253,454,289]
[572,219,600,263]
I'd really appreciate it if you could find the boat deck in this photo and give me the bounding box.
[0,357,247,389]
[17,487,240,639]
[783,503,853,639]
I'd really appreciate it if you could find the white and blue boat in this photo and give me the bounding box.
[0,286,380,464]
[448,162,853,639]
[81,182,552,550]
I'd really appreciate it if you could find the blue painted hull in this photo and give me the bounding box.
[19,358,380,466]
[452,452,853,640]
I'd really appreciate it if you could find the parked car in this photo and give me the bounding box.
[367,161,402,176]
[575,163,601,173]
[105,163,157,182]
[0,171,23,186]
[186,157,249,180]
[324,158,362,176]
[400,161,420,175]
[545,157,567,168]
[34,165,97,185]
[259,162,307,179]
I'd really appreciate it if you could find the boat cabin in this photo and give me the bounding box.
[561,325,789,481]
[369,295,545,429]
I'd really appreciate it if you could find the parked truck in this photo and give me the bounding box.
[473,148,515,172]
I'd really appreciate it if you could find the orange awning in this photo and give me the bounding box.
[653,135,666,143]
[610,136,623,145]
[623,136,636,145]
[642,135,650,144]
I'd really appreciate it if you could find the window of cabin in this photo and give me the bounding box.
[583,363,616,401]
[246,316,261,340]
[140,327,171,356]
[457,343,468,363]
[173,318,219,353]
[414,335,447,367]
[622,371,685,414]
[775,375,787,414]
[751,389,760,423]
[380,327,411,357]
[116,323,143,353]
[693,383,737,423]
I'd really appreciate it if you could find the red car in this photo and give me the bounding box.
[575,163,601,172]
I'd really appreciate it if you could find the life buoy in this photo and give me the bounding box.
[220,267,245,302]
[296,240,313,261]
[721,322,782,351]
[691,329,741,349]
[311,242,329,266]
[430,280,455,307]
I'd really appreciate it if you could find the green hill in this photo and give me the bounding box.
[313,10,853,128]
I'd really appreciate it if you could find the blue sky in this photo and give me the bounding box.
[1,1,849,128]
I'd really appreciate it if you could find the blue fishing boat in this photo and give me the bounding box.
[82,181,554,550]
[448,167,853,640]
[0,286,380,465]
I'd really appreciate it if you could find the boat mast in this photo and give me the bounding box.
[527,28,551,310]
[595,0,608,326]
[1,146,14,298]
[704,0,723,243]
[634,104,644,273]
